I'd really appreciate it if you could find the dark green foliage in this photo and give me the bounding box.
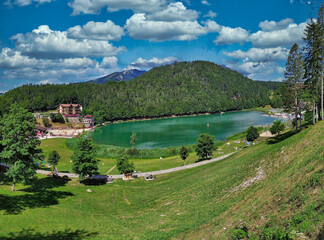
[72,133,98,180]
[0,104,42,191]
[42,116,51,127]
[116,155,135,174]
[48,150,60,171]
[304,110,313,122]
[180,146,189,164]
[50,113,65,123]
[0,61,270,120]
[270,120,285,135]
[255,80,283,91]
[246,126,259,143]
[195,133,214,159]
[231,223,249,239]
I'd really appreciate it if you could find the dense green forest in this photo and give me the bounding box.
[254,80,283,91]
[0,61,271,122]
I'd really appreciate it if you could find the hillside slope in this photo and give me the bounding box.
[0,61,270,121]
[0,122,322,239]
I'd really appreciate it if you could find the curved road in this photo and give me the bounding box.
[36,152,235,179]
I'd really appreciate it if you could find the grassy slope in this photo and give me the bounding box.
[0,122,323,239]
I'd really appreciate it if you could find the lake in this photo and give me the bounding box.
[91,111,275,149]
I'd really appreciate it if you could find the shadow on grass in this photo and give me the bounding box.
[266,130,297,145]
[1,228,97,240]
[195,157,212,163]
[0,177,73,215]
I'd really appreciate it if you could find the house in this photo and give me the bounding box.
[83,115,95,127]
[58,104,82,117]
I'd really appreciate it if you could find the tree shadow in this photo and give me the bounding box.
[266,130,297,145]
[195,157,212,163]
[0,177,73,215]
[1,228,97,240]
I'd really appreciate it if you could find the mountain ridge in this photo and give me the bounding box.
[87,69,146,84]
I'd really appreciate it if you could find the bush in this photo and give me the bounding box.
[270,120,285,135]
[42,116,51,127]
[126,148,140,156]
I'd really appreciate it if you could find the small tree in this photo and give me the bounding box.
[246,126,259,143]
[116,155,135,176]
[72,132,98,181]
[196,133,214,159]
[0,104,42,191]
[270,120,285,135]
[180,146,189,165]
[48,150,60,172]
[130,132,137,148]
[42,116,51,127]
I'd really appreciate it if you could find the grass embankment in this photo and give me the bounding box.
[0,121,322,239]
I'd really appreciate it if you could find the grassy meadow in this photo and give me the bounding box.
[0,121,323,239]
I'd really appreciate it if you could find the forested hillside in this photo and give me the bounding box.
[254,80,283,91]
[0,61,270,122]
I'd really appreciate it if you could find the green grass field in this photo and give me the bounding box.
[40,136,246,175]
[0,121,323,239]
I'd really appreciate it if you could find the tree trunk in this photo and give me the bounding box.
[295,93,298,133]
[313,103,316,125]
[321,72,323,120]
[11,182,15,192]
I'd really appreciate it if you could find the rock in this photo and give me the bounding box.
[87,189,92,192]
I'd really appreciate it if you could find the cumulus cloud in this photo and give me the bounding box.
[201,0,210,5]
[146,2,199,22]
[258,18,294,32]
[69,0,166,15]
[203,10,217,18]
[67,20,124,41]
[224,47,289,62]
[126,13,220,41]
[5,0,52,6]
[130,57,179,68]
[11,25,124,59]
[0,48,97,70]
[100,56,118,68]
[249,21,307,48]
[213,26,249,45]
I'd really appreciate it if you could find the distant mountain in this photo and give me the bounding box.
[87,69,146,84]
[0,93,3,96]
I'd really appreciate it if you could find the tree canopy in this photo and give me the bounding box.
[196,133,214,159]
[72,132,98,181]
[246,126,259,143]
[0,104,42,191]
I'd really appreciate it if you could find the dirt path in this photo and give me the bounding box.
[34,152,235,179]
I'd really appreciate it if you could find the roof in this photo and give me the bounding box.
[84,115,93,118]
[59,104,82,107]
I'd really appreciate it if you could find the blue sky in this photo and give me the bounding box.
[0,0,322,92]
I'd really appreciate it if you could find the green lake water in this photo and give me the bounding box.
[91,111,275,149]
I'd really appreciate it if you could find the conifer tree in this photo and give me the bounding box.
[284,43,304,133]
[72,132,98,181]
[0,104,42,191]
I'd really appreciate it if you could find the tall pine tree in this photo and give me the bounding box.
[72,132,98,181]
[0,104,42,191]
[284,44,304,133]
[318,3,324,120]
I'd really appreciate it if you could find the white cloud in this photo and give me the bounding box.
[0,48,97,70]
[224,47,289,62]
[126,13,220,41]
[5,0,52,6]
[203,10,217,18]
[213,26,249,45]
[147,2,199,22]
[249,21,307,48]
[259,18,294,32]
[11,25,124,59]
[130,57,179,68]
[67,20,124,41]
[100,56,118,68]
[201,0,210,5]
[69,0,166,15]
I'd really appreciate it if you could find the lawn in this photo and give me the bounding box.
[1,121,322,239]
